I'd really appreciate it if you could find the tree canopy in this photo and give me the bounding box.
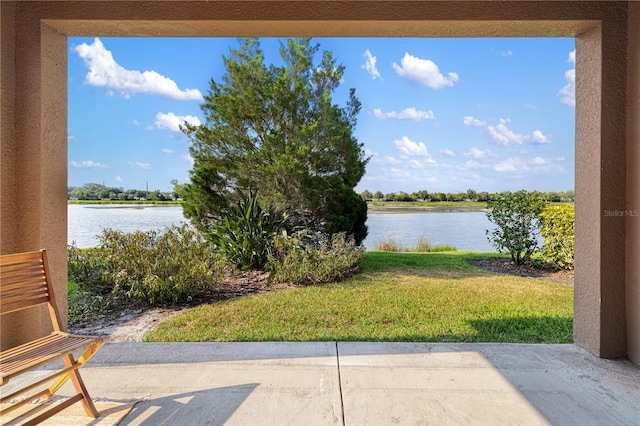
[182,38,369,243]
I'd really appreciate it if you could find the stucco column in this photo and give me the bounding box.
[0,4,68,349]
[574,17,628,359]
[626,2,640,365]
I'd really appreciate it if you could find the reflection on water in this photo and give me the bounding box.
[69,204,496,252]
[362,211,495,252]
[68,204,187,248]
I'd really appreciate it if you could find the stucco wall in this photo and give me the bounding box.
[574,8,629,359]
[627,2,640,365]
[0,1,637,363]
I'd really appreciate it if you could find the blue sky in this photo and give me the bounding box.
[68,37,575,194]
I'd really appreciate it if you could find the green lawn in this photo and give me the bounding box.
[144,251,573,343]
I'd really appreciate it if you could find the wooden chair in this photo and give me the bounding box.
[0,249,105,425]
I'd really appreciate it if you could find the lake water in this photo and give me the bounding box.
[68,204,497,252]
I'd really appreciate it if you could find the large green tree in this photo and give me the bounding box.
[182,38,369,243]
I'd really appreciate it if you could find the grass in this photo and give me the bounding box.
[145,251,573,344]
[376,236,457,253]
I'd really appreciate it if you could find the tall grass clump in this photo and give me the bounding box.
[377,239,402,251]
[99,224,227,303]
[410,236,457,253]
[375,237,456,252]
[268,232,364,285]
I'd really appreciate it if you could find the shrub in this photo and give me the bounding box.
[540,204,575,269]
[269,232,364,285]
[485,190,547,265]
[99,224,226,303]
[206,190,288,270]
[68,245,111,294]
[67,279,120,325]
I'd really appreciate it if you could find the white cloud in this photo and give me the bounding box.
[487,119,524,146]
[485,118,552,146]
[530,156,547,166]
[373,107,435,121]
[464,147,493,159]
[410,159,424,169]
[384,156,402,165]
[524,103,537,110]
[393,136,436,164]
[558,49,576,107]
[115,176,123,182]
[493,155,566,176]
[146,125,154,131]
[132,119,140,126]
[182,154,194,165]
[67,135,77,142]
[74,38,203,101]
[463,160,482,169]
[155,112,201,132]
[129,161,151,170]
[70,160,107,169]
[392,53,459,89]
[161,148,173,154]
[393,136,427,156]
[531,130,552,144]
[494,157,524,172]
[502,50,514,57]
[463,116,486,127]
[362,49,382,80]
[440,148,456,157]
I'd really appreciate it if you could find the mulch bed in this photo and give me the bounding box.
[467,258,573,286]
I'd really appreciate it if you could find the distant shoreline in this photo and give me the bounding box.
[68,200,181,205]
[368,206,488,214]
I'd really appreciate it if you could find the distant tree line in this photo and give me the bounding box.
[360,189,575,203]
[68,182,180,201]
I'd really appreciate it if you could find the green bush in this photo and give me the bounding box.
[540,204,575,269]
[68,246,111,294]
[205,190,288,270]
[486,190,547,265]
[269,232,364,285]
[99,224,226,303]
[67,279,120,325]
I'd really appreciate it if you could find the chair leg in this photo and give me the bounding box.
[65,354,100,418]
[68,368,99,418]
[46,353,100,418]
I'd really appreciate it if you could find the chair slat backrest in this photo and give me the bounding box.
[0,250,51,315]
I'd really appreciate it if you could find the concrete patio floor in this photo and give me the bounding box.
[2,342,639,425]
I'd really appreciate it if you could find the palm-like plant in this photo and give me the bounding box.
[206,190,288,270]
